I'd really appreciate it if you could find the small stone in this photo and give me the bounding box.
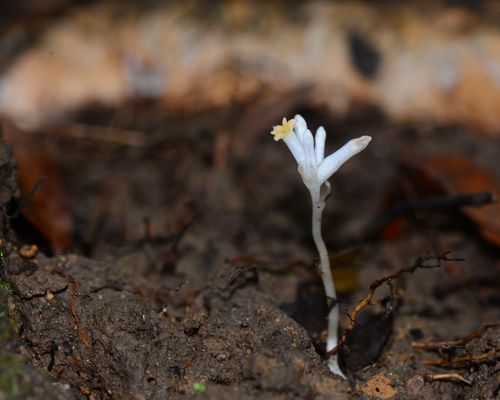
[406,374,424,396]
[216,352,229,361]
[45,290,55,301]
[19,244,38,259]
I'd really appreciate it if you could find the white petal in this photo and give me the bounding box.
[294,114,308,144]
[283,133,305,165]
[303,128,316,167]
[318,136,372,184]
[298,128,319,188]
[315,126,326,164]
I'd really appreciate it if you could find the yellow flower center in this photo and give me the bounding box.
[271,118,296,141]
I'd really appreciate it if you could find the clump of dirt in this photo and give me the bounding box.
[3,243,353,399]
[0,107,499,399]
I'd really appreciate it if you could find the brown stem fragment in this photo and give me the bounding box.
[51,268,92,349]
[412,322,499,350]
[335,191,496,249]
[424,373,472,386]
[422,346,500,367]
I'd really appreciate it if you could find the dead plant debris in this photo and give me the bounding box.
[337,252,463,354]
[424,373,472,386]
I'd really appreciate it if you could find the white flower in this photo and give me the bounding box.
[271,114,371,378]
[271,114,371,191]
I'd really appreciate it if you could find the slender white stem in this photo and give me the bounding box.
[310,186,345,378]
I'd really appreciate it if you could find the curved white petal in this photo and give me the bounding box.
[294,114,308,144]
[298,128,318,188]
[318,136,371,184]
[303,129,316,166]
[283,133,305,165]
[315,126,326,164]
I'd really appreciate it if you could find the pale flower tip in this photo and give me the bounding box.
[294,114,306,128]
[354,135,372,150]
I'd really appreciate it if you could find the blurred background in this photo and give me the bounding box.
[3,0,500,130]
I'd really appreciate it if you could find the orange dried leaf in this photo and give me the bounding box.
[403,155,500,247]
[3,122,72,250]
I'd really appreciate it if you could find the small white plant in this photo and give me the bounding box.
[271,115,371,378]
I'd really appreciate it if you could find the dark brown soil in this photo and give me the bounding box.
[0,108,499,399]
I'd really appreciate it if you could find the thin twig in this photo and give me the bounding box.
[422,346,500,367]
[412,322,499,350]
[369,191,496,237]
[424,373,472,386]
[333,252,462,354]
[334,191,496,249]
[51,123,146,147]
[3,176,46,218]
[228,255,309,273]
[68,279,92,349]
[51,269,92,349]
